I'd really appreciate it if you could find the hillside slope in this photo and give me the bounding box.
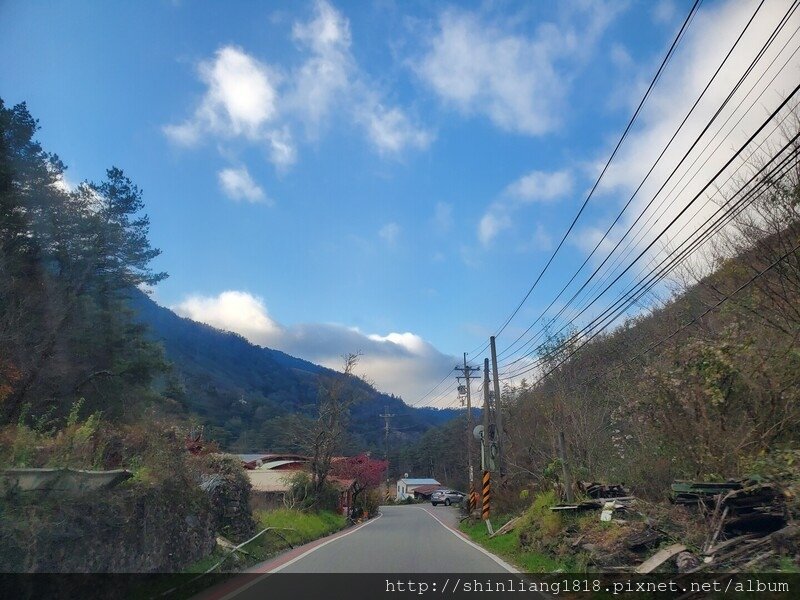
[130,291,461,452]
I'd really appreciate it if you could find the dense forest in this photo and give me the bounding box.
[403,112,800,502]
[0,99,169,427]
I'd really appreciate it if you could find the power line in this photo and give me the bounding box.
[501,90,800,377]
[502,127,800,381]
[553,236,800,388]
[504,119,800,381]
[496,7,800,375]
[462,0,703,358]
[497,0,783,367]
[500,102,800,380]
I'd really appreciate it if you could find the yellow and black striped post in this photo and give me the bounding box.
[481,470,490,520]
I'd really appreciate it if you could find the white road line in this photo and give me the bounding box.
[268,511,383,573]
[417,507,519,573]
[216,513,385,600]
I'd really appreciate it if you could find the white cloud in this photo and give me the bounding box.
[173,291,282,342]
[519,223,554,252]
[52,173,77,193]
[505,169,574,203]
[415,2,621,135]
[360,102,433,154]
[171,290,458,405]
[164,46,278,145]
[477,168,573,247]
[478,210,511,246]
[165,0,432,171]
[652,0,676,24]
[288,0,352,131]
[571,224,618,257]
[379,222,401,246]
[218,166,269,204]
[266,127,297,169]
[610,43,633,70]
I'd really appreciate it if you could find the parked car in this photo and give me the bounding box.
[431,489,466,506]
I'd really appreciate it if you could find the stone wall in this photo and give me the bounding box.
[0,480,215,572]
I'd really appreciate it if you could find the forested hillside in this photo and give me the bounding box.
[131,291,461,453]
[0,99,169,426]
[0,97,463,573]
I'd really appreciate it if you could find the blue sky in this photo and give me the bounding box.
[2,0,797,405]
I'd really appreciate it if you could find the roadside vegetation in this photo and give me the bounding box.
[459,516,570,573]
[186,508,347,573]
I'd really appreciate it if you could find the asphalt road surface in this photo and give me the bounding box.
[269,504,515,573]
[196,506,523,600]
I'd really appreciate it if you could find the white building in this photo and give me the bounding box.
[396,476,441,500]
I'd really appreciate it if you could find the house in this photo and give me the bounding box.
[243,453,356,515]
[396,477,441,500]
[411,483,445,500]
[237,453,308,470]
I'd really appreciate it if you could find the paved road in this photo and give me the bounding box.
[268,504,514,573]
[196,506,521,600]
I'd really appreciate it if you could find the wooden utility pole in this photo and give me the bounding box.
[380,409,395,496]
[482,359,491,458]
[489,336,503,475]
[482,358,492,530]
[455,356,479,509]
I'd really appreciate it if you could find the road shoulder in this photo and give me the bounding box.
[417,506,519,573]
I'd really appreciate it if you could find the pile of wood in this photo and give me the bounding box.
[628,479,792,574]
[578,481,629,499]
[671,479,750,506]
[684,481,790,572]
[519,477,796,574]
[688,524,798,573]
[704,482,787,539]
[550,481,635,513]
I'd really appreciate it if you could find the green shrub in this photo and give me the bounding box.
[517,490,563,552]
[354,489,380,518]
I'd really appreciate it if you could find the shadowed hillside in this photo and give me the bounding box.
[131,291,463,454]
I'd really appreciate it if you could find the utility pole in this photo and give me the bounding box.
[489,336,504,476]
[482,358,493,532]
[455,355,480,508]
[483,358,491,455]
[380,409,395,498]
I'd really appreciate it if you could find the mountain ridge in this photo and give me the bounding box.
[129,290,463,452]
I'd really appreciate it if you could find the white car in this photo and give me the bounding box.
[431,489,466,506]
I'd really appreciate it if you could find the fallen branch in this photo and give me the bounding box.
[635,544,687,574]
[705,533,757,556]
[706,506,729,553]
[490,516,520,538]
